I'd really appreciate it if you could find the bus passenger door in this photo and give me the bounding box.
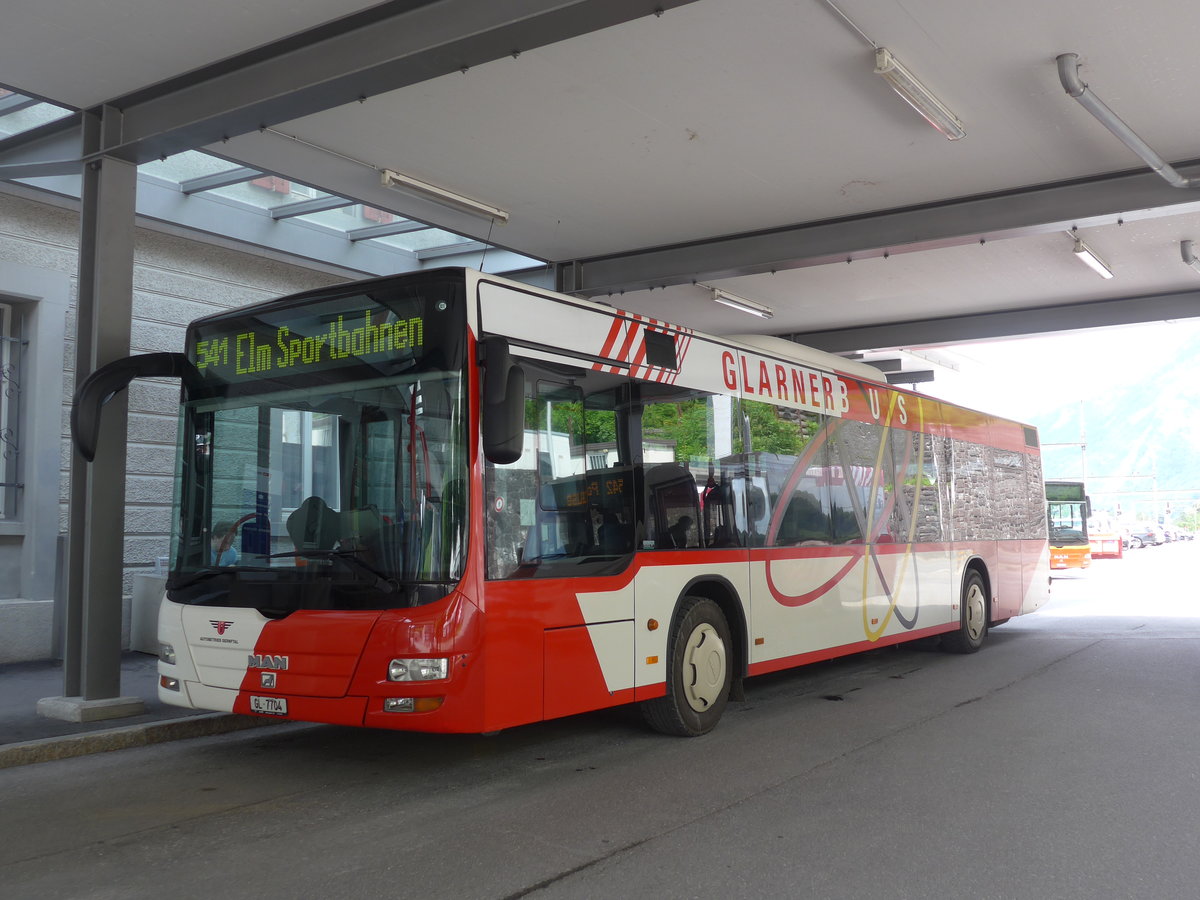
[484,370,640,724]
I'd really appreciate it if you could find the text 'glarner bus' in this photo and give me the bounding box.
[72,268,1051,736]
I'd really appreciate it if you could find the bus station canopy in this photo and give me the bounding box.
[5,0,1200,355]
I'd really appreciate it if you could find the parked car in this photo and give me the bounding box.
[1129,524,1165,547]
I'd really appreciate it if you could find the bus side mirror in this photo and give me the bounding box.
[480,336,525,465]
[72,352,197,462]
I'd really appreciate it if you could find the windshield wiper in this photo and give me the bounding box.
[270,549,400,594]
[521,551,572,564]
[170,567,231,589]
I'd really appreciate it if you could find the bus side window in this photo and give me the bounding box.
[700,478,741,548]
[639,387,738,550]
[742,400,828,548]
[778,488,831,546]
[644,463,699,549]
[828,418,893,544]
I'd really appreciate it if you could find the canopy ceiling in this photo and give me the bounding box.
[4,0,1200,361]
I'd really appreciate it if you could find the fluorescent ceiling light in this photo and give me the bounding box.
[1073,238,1114,279]
[711,288,774,319]
[380,169,509,224]
[1182,240,1200,274]
[874,48,965,141]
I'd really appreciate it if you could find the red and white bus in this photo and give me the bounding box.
[73,268,1051,736]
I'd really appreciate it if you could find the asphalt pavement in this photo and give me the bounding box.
[0,652,271,768]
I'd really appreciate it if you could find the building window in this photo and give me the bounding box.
[0,303,24,520]
[250,176,292,194]
[362,206,395,224]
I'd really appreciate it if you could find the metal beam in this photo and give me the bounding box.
[0,112,84,178]
[862,358,903,373]
[0,93,41,116]
[886,371,935,385]
[555,161,1200,296]
[783,287,1200,353]
[417,240,487,259]
[0,0,700,176]
[270,195,354,219]
[179,166,261,194]
[346,219,430,242]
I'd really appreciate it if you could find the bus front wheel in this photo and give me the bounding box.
[942,570,988,654]
[642,596,732,737]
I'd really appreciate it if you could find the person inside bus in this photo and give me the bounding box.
[210,521,239,566]
[668,515,693,549]
[598,511,630,554]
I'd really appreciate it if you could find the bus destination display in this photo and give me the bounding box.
[193,310,424,378]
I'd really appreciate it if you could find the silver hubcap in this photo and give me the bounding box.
[682,622,727,712]
[965,582,986,641]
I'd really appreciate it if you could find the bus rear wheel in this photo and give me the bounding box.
[942,571,988,654]
[642,596,732,736]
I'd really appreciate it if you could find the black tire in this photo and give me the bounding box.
[941,570,988,654]
[642,596,732,736]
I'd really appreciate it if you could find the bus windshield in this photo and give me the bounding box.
[1048,501,1088,545]
[166,274,467,610]
[1045,481,1089,546]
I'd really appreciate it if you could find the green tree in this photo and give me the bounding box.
[742,400,817,455]
[642,399,713,461]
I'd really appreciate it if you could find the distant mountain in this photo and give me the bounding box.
[1032,327,1200,519]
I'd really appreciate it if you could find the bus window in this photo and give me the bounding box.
[639,387,740,550]
[485,371,635,579]
[644,463,699,549]
[827,418,891,544]
[741,400,829,547]
[894,429,944,544]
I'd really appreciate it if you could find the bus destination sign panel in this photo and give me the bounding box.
[192,310,424,380]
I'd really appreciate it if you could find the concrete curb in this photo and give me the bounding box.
[0,713,279,769]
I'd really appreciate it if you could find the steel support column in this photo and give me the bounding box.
[50,105,144,719]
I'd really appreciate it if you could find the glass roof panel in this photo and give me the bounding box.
[294,204,386,235]
[294,205,442,240]
[0,89,73,141]
[132,149,519,267]
[139,150,240,183]
[289,204,362,232]
[202,176,325,211]
[374,229,475,253]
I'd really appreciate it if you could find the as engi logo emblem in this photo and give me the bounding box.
[210,620,233,635]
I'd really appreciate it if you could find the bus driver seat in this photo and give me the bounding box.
[287,496,341,551]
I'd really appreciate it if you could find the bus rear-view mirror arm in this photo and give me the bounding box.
[479,336,525,465]
[72,352,199,462]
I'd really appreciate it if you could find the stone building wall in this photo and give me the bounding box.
[0,187,347,660]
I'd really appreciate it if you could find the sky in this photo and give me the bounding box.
[920,317,1200,424]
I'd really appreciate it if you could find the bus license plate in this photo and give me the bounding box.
[251,695,287,716]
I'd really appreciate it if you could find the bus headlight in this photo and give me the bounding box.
[388,658,448,682]
[159,642,177,665]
